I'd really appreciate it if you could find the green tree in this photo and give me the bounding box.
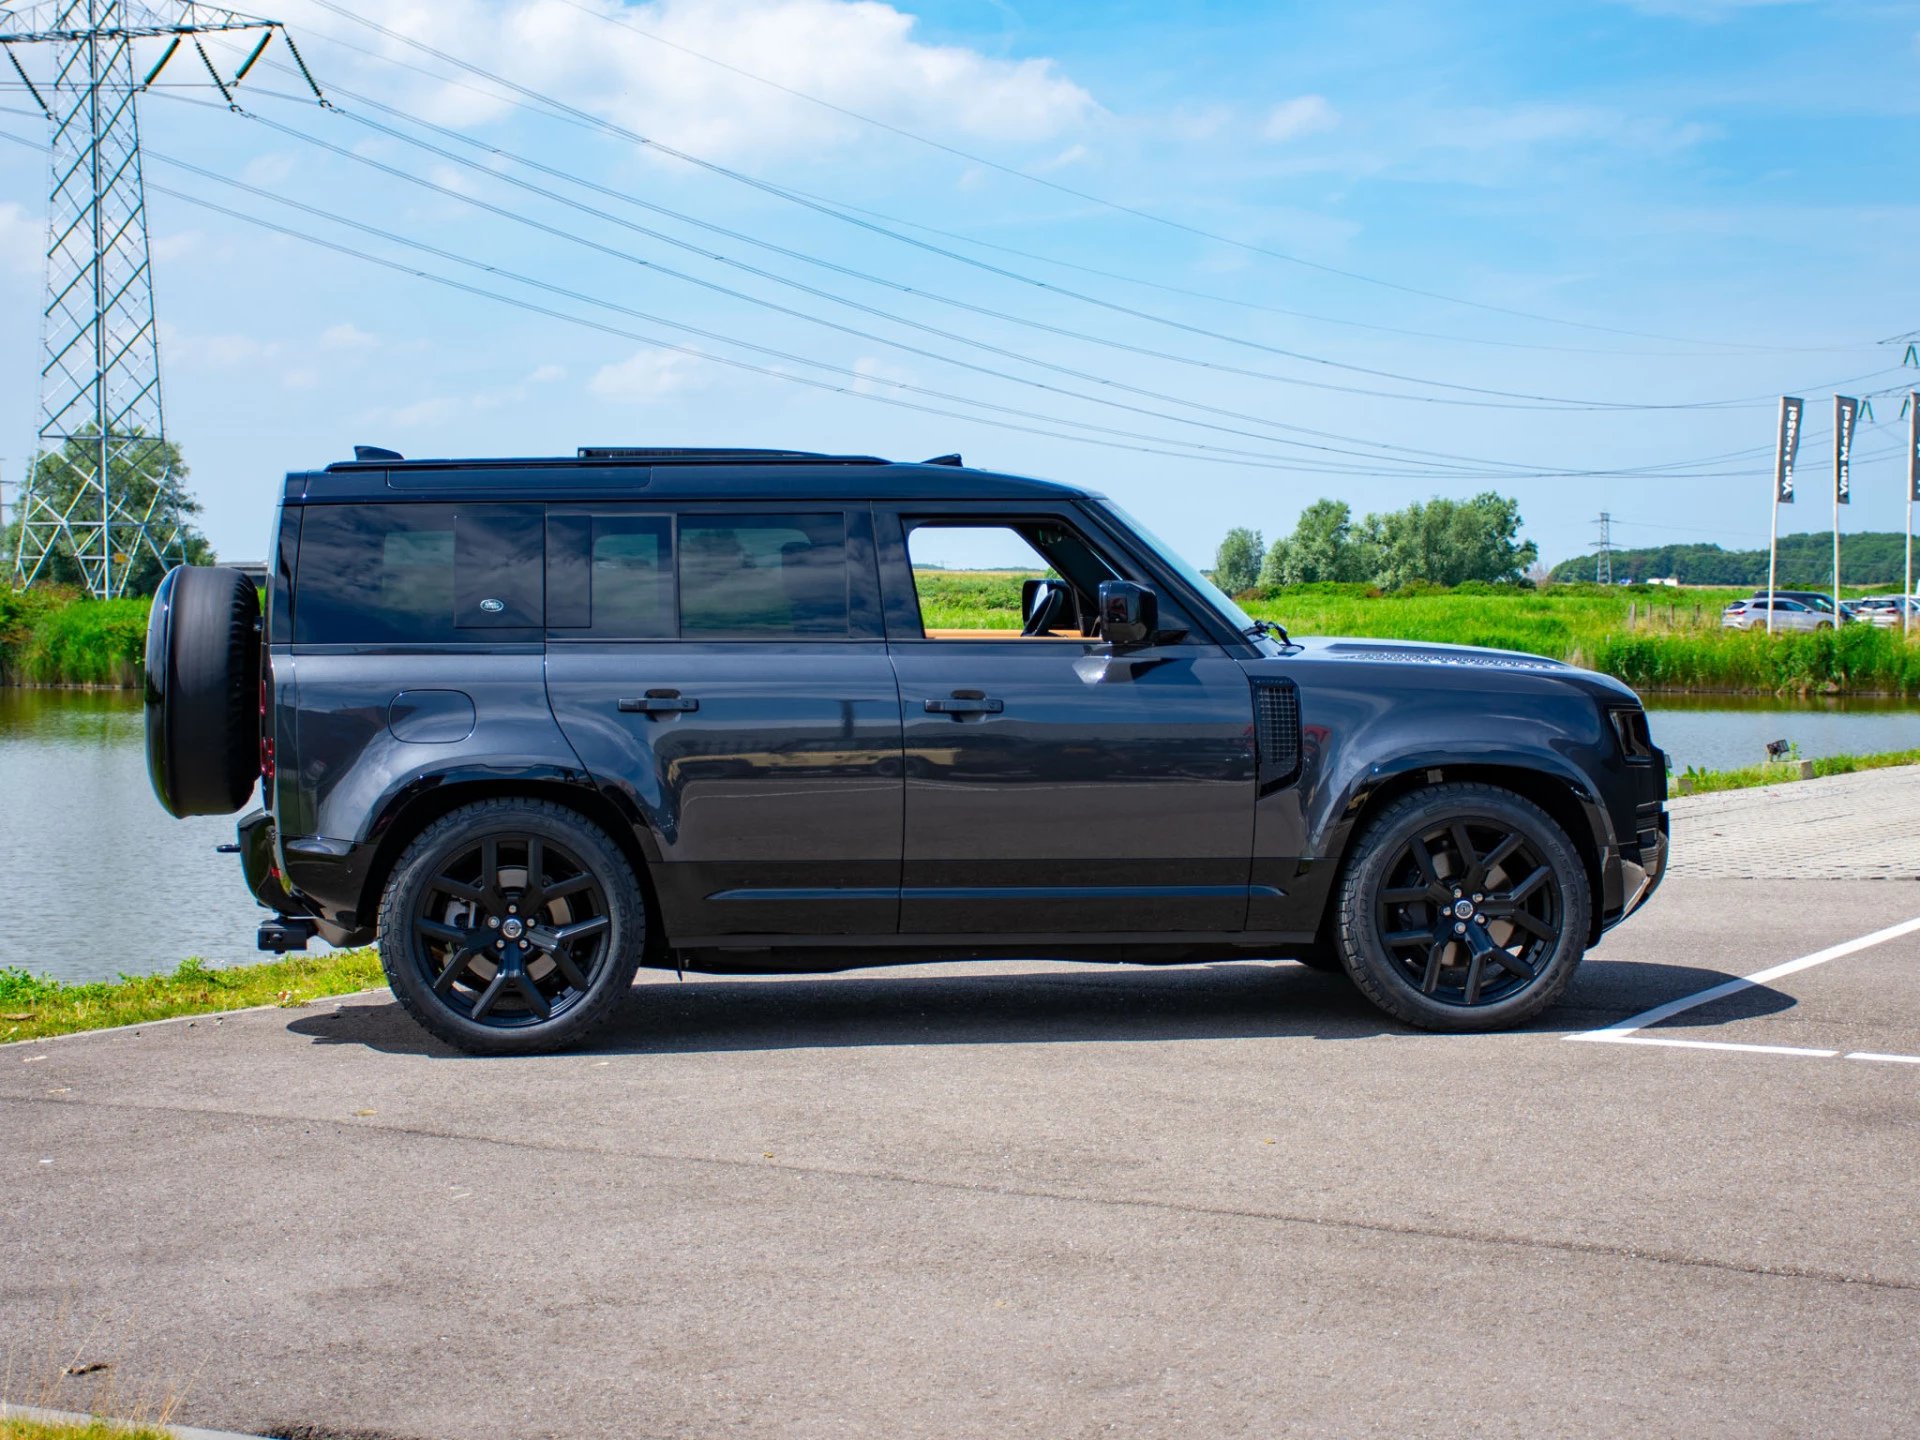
[1263,499,1372,584]
[1361,492,1537,588]
[3,430,211,595]
[1212,525,1264,595]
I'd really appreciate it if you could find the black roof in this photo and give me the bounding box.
[293,447,1087,503]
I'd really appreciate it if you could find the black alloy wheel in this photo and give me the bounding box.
[1335,782,1590,1032]
[1373,817,1561,1008]
[379,799,645,1054]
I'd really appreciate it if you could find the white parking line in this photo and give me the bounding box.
[1568,913,1920,1051]
[1595,1036,1839,1058]
[1848,1051,1920,1066]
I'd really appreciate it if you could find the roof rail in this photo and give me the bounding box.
[575,446,888,464]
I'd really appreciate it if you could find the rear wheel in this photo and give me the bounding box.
[1334,783,1590,1032]
[378,799,646,1055]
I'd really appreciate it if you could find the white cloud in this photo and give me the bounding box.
[0,202,42,276]
[382,396,463,428]
[276,0,1095,162]
[589,347,705,402]
[319,322,379,351]
[148,230,203,265]
[1262,95,1337,143]
[165,330,281,367]
[474,363,570,409]
[282,367,321,391]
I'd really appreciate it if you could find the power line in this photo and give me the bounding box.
[533,0,1845,353]
[176,71,1905,425]
[279,7,1902,410]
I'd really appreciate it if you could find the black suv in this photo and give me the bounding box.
[144,447,1668,1054]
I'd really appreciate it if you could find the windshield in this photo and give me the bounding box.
[1093,498,1260,635]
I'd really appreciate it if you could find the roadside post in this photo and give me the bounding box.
[1833,395,1857,621]
[1770,396,1802,635]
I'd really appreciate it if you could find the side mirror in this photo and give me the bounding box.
[1098,580,1158,648]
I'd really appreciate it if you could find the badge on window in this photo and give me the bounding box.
[478,598,506,614]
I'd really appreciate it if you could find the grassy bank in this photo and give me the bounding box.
[915,573,1920,697]
[0,950,383,1044]
[0,1419,172,1440]
[0,588,148,687]
[1676,748,1920,795]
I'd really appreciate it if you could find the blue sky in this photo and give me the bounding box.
[2,0,1918,571]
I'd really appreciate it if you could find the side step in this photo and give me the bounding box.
[257,916,319,953]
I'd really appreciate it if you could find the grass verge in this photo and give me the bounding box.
[0,949,384,1044]
[0,1418,172,1440]
[1676,749,1920,795]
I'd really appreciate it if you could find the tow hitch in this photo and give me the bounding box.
[257,917,318,953]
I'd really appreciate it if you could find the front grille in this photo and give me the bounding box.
[1252,678,1301,791]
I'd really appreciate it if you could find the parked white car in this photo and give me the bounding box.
[1722,597,1836,632]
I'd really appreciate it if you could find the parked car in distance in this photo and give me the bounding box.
[1855,596,1920,628]
[142,445,1670,1055]
[1723,597,1835,632]
[1750,589,1843,617]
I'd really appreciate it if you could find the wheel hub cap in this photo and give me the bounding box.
[500,917,525,940]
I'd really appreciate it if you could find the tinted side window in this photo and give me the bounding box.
[546,511,675,638]
[294,503,542,644]
[679,513,849,638]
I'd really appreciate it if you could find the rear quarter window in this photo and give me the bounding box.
[293,502,543,644]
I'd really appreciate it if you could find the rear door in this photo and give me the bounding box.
[543,505,904,943]
[876,503,1257,936]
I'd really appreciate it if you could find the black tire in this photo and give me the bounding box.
[144,564,260,818]
[1334,782,1591,1032]
[378,799,646,1055]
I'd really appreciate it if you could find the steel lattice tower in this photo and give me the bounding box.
[2,3,300,595]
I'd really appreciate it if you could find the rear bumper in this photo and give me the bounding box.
[235,809,360,949]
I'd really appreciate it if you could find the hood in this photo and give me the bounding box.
[1272,635,1642,705]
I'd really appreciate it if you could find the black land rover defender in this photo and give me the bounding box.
[144,447,1668,1054]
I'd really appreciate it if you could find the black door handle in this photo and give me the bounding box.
[925,689,1004,716]
[619,690,699,715]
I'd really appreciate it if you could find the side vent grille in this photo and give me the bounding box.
[1253,678,1302,791]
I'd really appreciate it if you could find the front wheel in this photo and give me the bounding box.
[1334,783,1591,1032]
[378,799,646,1055]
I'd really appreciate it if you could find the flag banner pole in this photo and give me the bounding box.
[1771,396,1802,635]
[1908,392,1918,637]
[1834,395,1858,619]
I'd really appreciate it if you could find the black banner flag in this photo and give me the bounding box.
[1775,396,1802,504]
[1835,394,1859,505]
[1909,392,1919,505]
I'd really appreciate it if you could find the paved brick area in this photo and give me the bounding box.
[1668,764,1920,881]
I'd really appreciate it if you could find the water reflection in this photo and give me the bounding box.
[0,689,298,983]
[1646,696,1920,774]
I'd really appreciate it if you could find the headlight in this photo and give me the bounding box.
[1608,706,1654,760]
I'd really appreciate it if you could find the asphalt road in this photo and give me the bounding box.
[6,852,1920,1436]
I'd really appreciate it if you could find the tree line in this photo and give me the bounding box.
[1213,493,1539,595]
[2,433,212,596]
[1546,532,1919,587]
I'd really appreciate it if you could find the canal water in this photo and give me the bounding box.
[3,689,1917,983]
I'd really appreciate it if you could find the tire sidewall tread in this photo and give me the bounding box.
[377,798,646,1056]
[1335,781,1591,1033]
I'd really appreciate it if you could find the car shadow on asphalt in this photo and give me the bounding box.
[284,954,1793,1058]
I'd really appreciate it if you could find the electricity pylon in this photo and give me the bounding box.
[1593,511,1613,585]
[2,3,318,595]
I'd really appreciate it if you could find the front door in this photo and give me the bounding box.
[543,505,903,943]
[878,506,1256,935]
